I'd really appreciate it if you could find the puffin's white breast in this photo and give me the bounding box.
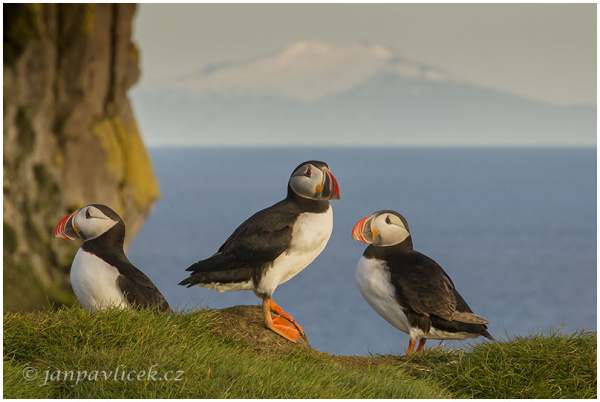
[70,249,129,311]
[257,206,333,296]
[356,256,411,334]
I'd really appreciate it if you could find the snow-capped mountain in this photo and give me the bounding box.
[132,41,596,147]
[145,41,449,102]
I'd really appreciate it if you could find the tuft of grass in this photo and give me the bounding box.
[3,306,445,398]
[407,328,597,398]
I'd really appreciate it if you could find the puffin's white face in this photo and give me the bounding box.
[54,204,120,241]
[352,210,410,247]
[72,205,119,241]
[288,161,340,201]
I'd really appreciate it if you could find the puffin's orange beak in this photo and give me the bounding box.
[352,215,374,244]
[53,211,80,240]
[325,171,340,200]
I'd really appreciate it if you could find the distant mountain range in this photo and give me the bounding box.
[132,41,596,147]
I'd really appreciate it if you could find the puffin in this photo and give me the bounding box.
[53,204,171,312]
[351,210,493,355]
[179,160,340,342]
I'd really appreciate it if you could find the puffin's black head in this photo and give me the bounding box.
[288,160,340,201]
[54,204,123,242]
[351,210,411,247]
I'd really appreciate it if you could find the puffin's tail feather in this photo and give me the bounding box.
[184,252,240,273]
[179,264,254,288]
[178,276,196,287]
[180,251,256,287]
[482,328,495,341]
[451,310,489,325]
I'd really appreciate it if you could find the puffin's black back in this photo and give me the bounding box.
[82,221,172,312]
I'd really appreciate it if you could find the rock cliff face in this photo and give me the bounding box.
[3,4,160,310]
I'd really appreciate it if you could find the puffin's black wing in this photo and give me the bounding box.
[116,261,172,312]
[365,245,492,339]
[387,251,457,320]
[180,200,296,286]
[81,227,172,312]
[387,250,488,324]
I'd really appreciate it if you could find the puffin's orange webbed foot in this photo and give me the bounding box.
[269,299,305,335]
[270,316,302,342]
[262,298,305,342]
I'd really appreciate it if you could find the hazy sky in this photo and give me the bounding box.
[133,3,596,106]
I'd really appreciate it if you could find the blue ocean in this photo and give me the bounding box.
[129,147,596,356]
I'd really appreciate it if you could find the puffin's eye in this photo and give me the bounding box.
[304,166,312,178]
[85,210,91,219]
[385,216,392,224]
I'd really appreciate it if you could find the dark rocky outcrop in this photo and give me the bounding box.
[3,4,159,311]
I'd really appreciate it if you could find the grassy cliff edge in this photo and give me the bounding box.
[3,305,596,398]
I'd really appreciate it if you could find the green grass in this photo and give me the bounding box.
[4,306,596,398]
[407,328,597,398]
